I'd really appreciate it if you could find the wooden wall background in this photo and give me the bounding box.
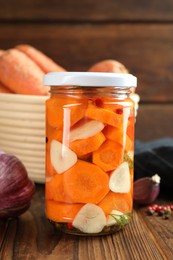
[0,0,173,141]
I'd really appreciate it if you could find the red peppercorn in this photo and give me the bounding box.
[146,204,172,219]
[146,206,155,215]
[93,98,104,108]
[146,206,153,211]
[155,205,163,212]
[67,223,74,230]
[170,205,173,211]
[162,206,168,212]
[151,204,158,211]
[116,108,123,114]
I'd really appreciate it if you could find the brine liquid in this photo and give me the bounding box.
[45,92,134,235]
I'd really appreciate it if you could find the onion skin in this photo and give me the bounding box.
[0,152,35,218]
[133,175,160,205]
[0,202,31,218]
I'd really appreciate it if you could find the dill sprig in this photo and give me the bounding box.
[109,212,131,228]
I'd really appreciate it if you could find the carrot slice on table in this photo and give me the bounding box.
[63,160,109,204]
[46,200,84,223]
[98,191,132,215]
[88,59,128,73]
[0,49,49,95]
[16,44,66,73]
[46,96,87,128]
[70,132,106,157]
[86,104,123,128]
[93,140,123,172]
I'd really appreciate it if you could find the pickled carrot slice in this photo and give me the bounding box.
[46,96,87,128]
[63,160,109,204]
[46,173,72,203]
[127,116,135,141]
[46,127,63,177]
[70,132,106,157]
[93,140,123,172]
[125,135,133,152]
[103,125,132,152]
[46,200,84,223]
[98,191,132,215]
[85,104,123,128]
[103,125,123,143]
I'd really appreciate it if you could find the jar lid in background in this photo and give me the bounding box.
[43,72,137,88]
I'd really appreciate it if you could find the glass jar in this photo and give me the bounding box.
[44,72,137,236]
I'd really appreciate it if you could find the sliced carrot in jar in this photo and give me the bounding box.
[125,135,133,152]
[46,173,73,203]
[93,140,123,172]
[85,104,123,128]
[46,126,63,177]
[46,200,84,223]
[103,125,123,143]
[127,116,135,141]
[63,160,109,204]
[103,125,132,152]
[70,132,106,157]
[98,191,133,215]
[46,96,87,128]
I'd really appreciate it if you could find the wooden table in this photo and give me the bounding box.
[0,184,173,259]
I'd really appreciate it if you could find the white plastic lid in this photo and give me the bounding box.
[43,72,137,88]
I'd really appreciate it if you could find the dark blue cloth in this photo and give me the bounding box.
[134,138,173,192]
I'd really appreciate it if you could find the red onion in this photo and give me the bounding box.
[0,152,35,217]
[133,174,160,205]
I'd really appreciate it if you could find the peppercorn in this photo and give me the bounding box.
[145,204,172,219]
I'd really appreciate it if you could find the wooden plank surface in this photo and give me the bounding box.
[1,0,173,21]
[0,185,172,259]
[1,23,173,102]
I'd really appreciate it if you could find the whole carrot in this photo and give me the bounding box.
[0,49,49,95]
[0,50,4,55]
[88,59,128,73]
[0,82,14,93]
[16,44,66,73]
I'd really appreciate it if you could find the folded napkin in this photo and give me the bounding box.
[134,138,173,193]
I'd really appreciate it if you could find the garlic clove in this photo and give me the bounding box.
[133,174,161,205]
[109,162,131,193]
[72,203,106,234]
